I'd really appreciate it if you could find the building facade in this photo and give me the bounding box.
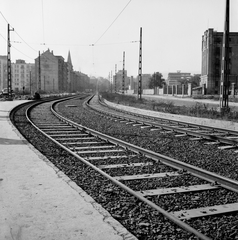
[34,49,66,93]
[113,70,130,92]
[201,28,238,95]
[11,60,35,94]
[0,56,7,91]
[167,71,191,86]
[0,57,35,94]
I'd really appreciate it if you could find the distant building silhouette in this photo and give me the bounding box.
[0,56,7,90]
[167,71,191,86]
[34,49,90,93]
[12,60,35,94]
[201,28,238,95]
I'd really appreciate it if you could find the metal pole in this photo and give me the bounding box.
[138,27,142,100]
[220,0,230,112]
[115,64,117,93]
[7,24,14,100]
[154,72,156,94]
[122,52,125,94]
[111,70,113,93]
[38,51,41,93]
[30,71,31,95]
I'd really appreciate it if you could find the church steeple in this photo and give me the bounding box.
[67,50,72,67]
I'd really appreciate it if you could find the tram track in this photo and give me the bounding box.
[12,95,238,239]
[89,95,238,152]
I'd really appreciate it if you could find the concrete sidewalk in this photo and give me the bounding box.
[0,100,136,240]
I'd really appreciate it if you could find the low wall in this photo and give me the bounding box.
[142,89,154,95]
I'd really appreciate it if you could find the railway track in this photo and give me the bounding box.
[88,95,238,152]
[20,96,238,239]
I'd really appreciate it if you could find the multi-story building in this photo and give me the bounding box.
[201,28,238,94]
[167,71,191,86]
[0,56,7,91]
[34,49,68,93]
[113,70,130,92]
[130,74,151,92]
[11,60,35,93]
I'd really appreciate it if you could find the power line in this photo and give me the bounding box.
[11,44,35,60]
[13,40,138,47]
[0,33,7,42]
[14,30,38,52]
[93,0,132,45]
[0,10,38,54]
[0,11,10,25]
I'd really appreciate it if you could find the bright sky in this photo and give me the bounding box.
[1,0,238,79]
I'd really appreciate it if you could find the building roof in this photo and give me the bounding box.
[67,51,72,66]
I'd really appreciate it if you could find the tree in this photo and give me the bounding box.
[148,72,165,89]
[188,74,201,87]
[177,74,201,87]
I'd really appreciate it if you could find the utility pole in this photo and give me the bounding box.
[30,71,32,95]
[154,72,156,95]
[7,23,14,100]
[115,64,117,93]
[122,51,125,94]
[220,0,230,112]
[38,51,41,93]
[111,70,113,93]
[138,27,142,100]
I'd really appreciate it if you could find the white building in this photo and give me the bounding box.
[0,56,7,91]
[11,59,35,93]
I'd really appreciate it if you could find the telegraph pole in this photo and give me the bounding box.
[122,51,125,94]
[7,23,14,100]
[154,72,156,94]
[38,51,41,93]
[138,27,142,100]
[30,71,32,95]
[110,71,112,93]
[115,64,117,93]
[220,0,230,112]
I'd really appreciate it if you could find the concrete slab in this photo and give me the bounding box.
[0,100,137,240]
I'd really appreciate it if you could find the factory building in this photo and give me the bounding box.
[201,28,238,95]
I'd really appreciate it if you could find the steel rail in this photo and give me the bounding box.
[90,96,238,147]
[24,98,212,240]
[57,102,238,193]
[99,95,238,136]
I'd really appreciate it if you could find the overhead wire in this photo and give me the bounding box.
[93,0,132,46]
[11,45,34,60]
[0,11,10,25]
[0,33,7,42]
[91,0,132,76]
[0,10,38,60]
[14,30,38,52]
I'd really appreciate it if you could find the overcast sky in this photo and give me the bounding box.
[1,0,238,79]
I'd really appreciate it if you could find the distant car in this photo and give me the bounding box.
[1,88,15,97]
[1,88,8,95]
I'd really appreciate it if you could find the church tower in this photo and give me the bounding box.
[67,50,73,92]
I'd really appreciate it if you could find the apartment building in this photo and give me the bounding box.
[11,59,35,93]
[0,56,7,91]
[201,28,238,94]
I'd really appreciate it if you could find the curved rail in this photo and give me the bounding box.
[23,97,238,240]
[88,95,238,150]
